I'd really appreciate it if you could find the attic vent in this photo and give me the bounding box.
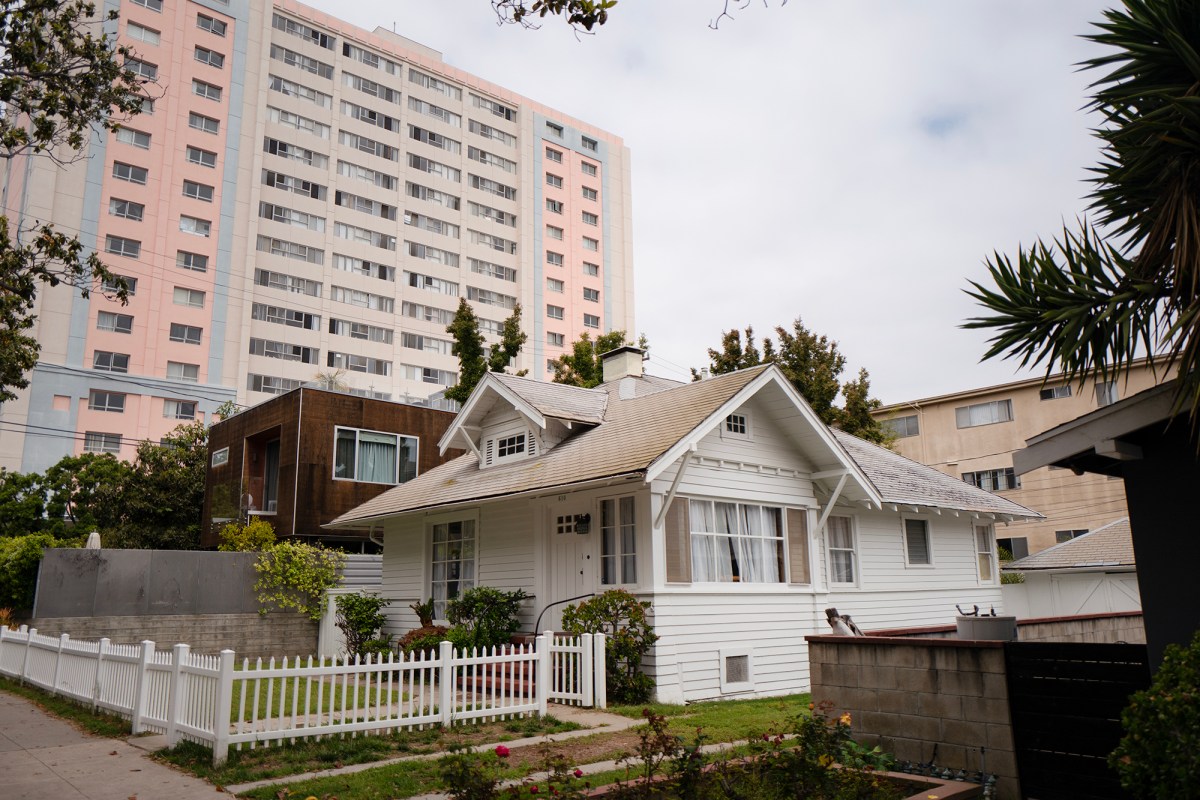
[725,654,749,684]
[484,438,494,467]
[527,429,537,456]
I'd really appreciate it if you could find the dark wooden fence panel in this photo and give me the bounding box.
[1005,642,1149,800]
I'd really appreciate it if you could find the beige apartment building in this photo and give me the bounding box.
[872,361,1169,556]
[0,0,634,475]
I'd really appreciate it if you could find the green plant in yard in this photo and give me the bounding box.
[0,532,61,610]
[253,540,345,621]
[1111,629,1200,799]
[561,589,658,703]
[336,592,391,659]
[410,597,436,627]
[398,625,450,656]
[217,517,277,551]
[446,586,529,650]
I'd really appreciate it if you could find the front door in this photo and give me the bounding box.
[544,499,599,631]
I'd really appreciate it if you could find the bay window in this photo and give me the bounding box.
[689,500,783,583]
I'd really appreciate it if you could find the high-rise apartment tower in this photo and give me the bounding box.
[0,0,634,473]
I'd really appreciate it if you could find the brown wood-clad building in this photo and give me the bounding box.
[202,387,461,549]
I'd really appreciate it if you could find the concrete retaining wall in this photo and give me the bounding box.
[868,611,1145,644]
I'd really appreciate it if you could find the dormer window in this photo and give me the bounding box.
[483,428,538,467]
[498,434,525,458]
[722,413,751,440]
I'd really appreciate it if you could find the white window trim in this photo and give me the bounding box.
[332,425,417,485]
[901,515,935,568]
[719,646,754,694]
[720,412,752,441]
[425,509,480,624]
[211,447,230,467]
[825,514,859,588]
[598,492,638,588]
[975,523,997,584]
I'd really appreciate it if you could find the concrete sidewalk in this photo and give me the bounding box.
[0,690,224,800]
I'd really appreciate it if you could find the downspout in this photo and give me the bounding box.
[293,388,303,537]
[653,443,697,529]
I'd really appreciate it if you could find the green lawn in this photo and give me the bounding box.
[229,670,409,723]
[610,693,812,741]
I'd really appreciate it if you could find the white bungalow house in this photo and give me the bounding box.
[328,348,1040,702]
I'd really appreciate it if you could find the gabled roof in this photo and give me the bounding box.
[329,365,1042,528]
[832,430,1041,519]
[1004,518,1134,571]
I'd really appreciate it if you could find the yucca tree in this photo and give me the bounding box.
[965,0,1200,420]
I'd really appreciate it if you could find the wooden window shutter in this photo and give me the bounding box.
[787,507,810,585]
[664,498,691,583]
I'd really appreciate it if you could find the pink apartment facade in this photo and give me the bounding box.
[0,0,634,474]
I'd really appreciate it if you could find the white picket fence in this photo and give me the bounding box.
[0,626,605,764]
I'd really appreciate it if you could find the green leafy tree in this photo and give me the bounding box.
[0,0,152,401]
[253,540,345,621]
[445,300,528,403]
[492,0,616,31]
[697,320,892,445]
[106,422,208,549]
[0,469,47,536]
[0,532,60,610]
[553,330,645,388]
[40,452,130,531]
[965,0,1200,423]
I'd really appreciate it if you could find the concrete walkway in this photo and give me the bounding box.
[0,690,224,800]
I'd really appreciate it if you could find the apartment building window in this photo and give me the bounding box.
[406,241,460,267]
[583,314,600,328]
[402,301,455,325]
[84,432,122,454]
[333,319,394,344]
[468,202,516,227]
[468,174,515,199]
[546,278,564,293]
[169,323,202,345]
[546,172,563,188]
[546,305,564,320]
[92,351,129,373]
[582,236,599,252]
[468,258,516,282]
[1056,529,1089,543]
[546,251,563,267]
[546,121,564,137]
[173,287,206,308]
[582,186,598,201]
[469,229,517,254]
[583,287,600,303]
[176,251,208,272]
[188,113,220,134]
[97,311,133,334]
[248,374,302,395]
[115,128,151,149]
[547,359,557,374]
[546,225,563,240]
[112,161,147,184]
[962,468,1020,492]
[547,332,564,347]
[341,101,398,132]
[582,210,599,226]
[88,390,125,413]
[581,136,598,152]
[268,74,330,108]
[253,303,320,331]
[109,199,144,221]
[104,235,140,258]
[332,254,395,281]
[330,285,394,312]
[471,93,516,121]
[249,337,318,364]
[264,170,327,200]
[467,119,516,147]
[1040,385,1072,400]
[334,427,416,485]
[545,147,562,163]
[127,22,160,44]
[140,98,155,114]
[997,537,1029,560]
[256,235,325,266]
[883,414,919,438]
[167,361,200,383]
[264,137,329,168]
[125,58,157,80]
[192,79,222,101]
[179,216,211,237]
[186,146,217,167]
[410,96,462,127]
[903,518,932,565]
[467,286,516,309]
[339,130,397,161]
[408,68,462,100]
[183,181,214,202]
[954,399,1013,428]
[101,275,136,296]
[163,400,197,420]
[256,268,322,296]
[260,202,325,232]
[197,13,227,36]
[468,146,517,173]
[342,72,400,104]
[406,271,459,296]
[131,0,162,10]
[335,222,395,250]
[405,211,459,238]
[271,13,334,49]
[546,199,563,214]
[401,332,452,355]
[827,515,857,584]
[406,180,458,208]
[343,43,390,72]
[581,161,597,176]
[269,44,333,79]
[194,46,225,68]
[583,261,600,277]
[328,351,391,376]
[1096,381,1119,407]
[409,124,462,154]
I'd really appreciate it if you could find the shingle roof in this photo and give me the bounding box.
[832,430,1041,518]
[490,372,608,424]
[330,367,771,525]
[1004,518,1134,571]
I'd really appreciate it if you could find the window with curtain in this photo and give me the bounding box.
[431,519,475,619]
[600,496,636,585]
[688,499,783,583]
[827,515,856,584]
[332,427,417,484]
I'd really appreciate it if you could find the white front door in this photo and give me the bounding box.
[544,499,599,631]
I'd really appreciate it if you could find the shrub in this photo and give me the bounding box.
[217,517,276,551]
[446,586,529,650]
[398,625,449,656]
[335,592,391,659]
[253,541,345,621]
[410,597,436,627]
[0,533,59,610]
[1111,630,1200,798]
[561,589,658,703]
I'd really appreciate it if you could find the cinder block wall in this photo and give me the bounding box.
[28,613,317,659]
[1014,613,1144,644]
[807,636,1018,800]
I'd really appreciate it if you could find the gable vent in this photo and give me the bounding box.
[527,429,537,456]
[484,438,494,467]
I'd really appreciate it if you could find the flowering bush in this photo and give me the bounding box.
[439,744,592,800]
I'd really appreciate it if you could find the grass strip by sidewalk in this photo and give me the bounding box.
[0,676,131,738]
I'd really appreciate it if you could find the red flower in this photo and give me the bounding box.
[530,786,539,794]
[573,769,584,779]
[495,745,511,758]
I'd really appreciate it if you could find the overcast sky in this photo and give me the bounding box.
[310,0,1111,404]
